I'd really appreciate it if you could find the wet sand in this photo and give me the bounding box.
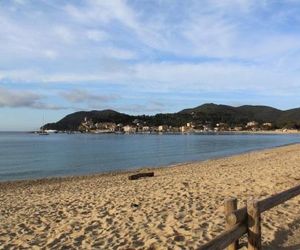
[1,144,300,249]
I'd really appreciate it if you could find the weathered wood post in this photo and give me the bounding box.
[225,198,238,250]
[247,199,262,250]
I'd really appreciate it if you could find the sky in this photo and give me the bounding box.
[1,0,300,130]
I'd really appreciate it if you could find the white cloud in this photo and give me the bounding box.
[181,15,236,58]
[101,47,137,60]
[1,59,298,98]
[0,69,41,82]
[61,0,300,63]
[61,89,118,103]
[65,0,168,50]
[65,0,138,28]
[1,0,300,113]
[0,2,137,66]
[12,0,28,5]
[86,30,108,42]
[54,26,74,44]
[44,50,58,59]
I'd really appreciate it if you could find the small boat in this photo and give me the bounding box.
[38,131,49,135]
[38,114,49,135]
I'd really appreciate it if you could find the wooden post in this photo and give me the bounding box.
[247,199,262,250]
[225,198,238,250]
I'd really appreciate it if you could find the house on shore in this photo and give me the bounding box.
[158,125,168,132]
[123,125,136,133]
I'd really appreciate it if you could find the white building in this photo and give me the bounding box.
[246,121,258,127]
[123,125,136,133]
[142,126,150,132]
[158,125,168,132]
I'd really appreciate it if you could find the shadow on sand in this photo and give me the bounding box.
[263,218,300,250]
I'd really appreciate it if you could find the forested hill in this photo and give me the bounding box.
[44,103,300,130]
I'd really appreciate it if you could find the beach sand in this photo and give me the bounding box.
[1,144,300,249]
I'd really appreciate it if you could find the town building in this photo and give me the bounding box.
[246,121,259,127]
[123,125,136,133]
[158,125,168,132]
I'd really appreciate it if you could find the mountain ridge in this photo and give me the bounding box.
[44,103,300,130]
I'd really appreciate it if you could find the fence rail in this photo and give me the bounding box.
[198,183,300,250]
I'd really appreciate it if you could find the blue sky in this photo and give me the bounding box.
[1,0,300,130]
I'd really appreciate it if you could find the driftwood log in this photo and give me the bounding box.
[128,172,154,180]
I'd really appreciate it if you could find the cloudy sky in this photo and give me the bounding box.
[1,0,300,130]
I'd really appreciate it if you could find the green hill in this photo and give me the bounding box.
[44,103,300,130]
[44,110,134,131]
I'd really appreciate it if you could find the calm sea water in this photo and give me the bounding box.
[0,132,300,182]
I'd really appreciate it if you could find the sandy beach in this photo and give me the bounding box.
[1,144,300,249]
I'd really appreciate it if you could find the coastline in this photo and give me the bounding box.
[218,129,300,135]
[27,128,300,135]
[1,144,300,248]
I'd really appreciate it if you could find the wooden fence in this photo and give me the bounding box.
[198,183,300,250]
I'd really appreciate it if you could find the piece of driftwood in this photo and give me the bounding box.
[128,172,154,180]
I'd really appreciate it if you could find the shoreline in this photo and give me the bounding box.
[1,144,300,248]
[23,129,300,135]
[1,141,300,185]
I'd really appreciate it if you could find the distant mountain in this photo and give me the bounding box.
[277,108,300,127]
[236,105,282,122]
[44,103,300,130]
[179,103,283,125]
[44,110,134,131]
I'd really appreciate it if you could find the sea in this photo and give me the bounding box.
[0,132,300,182]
